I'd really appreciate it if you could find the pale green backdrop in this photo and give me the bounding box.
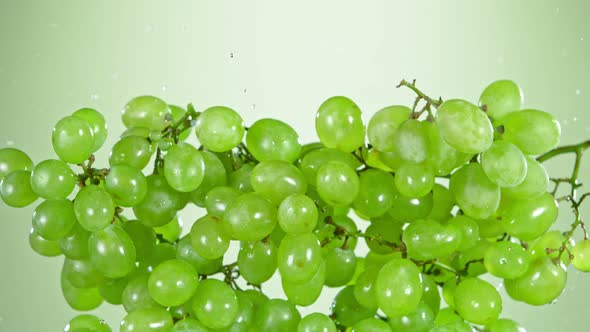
[1,1,589,331]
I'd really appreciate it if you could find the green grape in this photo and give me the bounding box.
[61,268,103,311]
[403,219,460,261]
[454,278,502,325]
[376,258,423,317]
[572,240,590,272]
[431,321,473,332]
[297,312,337,332]
[72,107,108,152]
[450,163,500,219]
[195,106,245,152]
[316,161,359,206]
[52,115,95,164]
[315,96,365,152]
[324,247,357,287]
[0,147,33,178]
[434,307,463,326]
[365,148,395,172]
[189,150,227,206]
[529,230,573,265]
[30,159,77,199]
[64,314,111,332]
[278,233,322,283]
[378,149,405,172]
[192,278,239,329]
[164,142,205,192]
[63,257,104,288]
[104,164,148,207]
[353,266,379,310]
[387,302,435,332]
[246,118,302,163]
[153,216,182,242]
[98,277,128,305]
[243,289,269,310]
[367,105,412,152]
[446,215,479,251]
[283,260,326,306]
[74,185,115,232]
[316,215,358,251]
[176,235,222,275]
[332,285,376,327]
[436,99,494,154]
[486,318,527,332]
[502,156,548,198]
[364,216,402,254]
[229,163,255,192]
[505,257,567,305]
[421,274,441,316]
[250,160,308,206]
[278,193,318,234]
[120,307,173,332]
[190,214,230,259]
[452,239,490,277]
[223,192,277,242]
[393,119,430,164]
[424,122,471,176]
[59,223,90,259]
[148,259,198,307]
[299,148,361,186]
[476,216,505,239]
[478,79,523,119]
[428,183,455,222]
[484,241,530,279]
[389,191,433,222]
[238,240,277,285]
[134,174,184,227]
[168,105,192,141]
[441,279,457,308]
[121,96,170,131]
[122,275,161,312]
[32,199,76,240]
[29,227,62,257]
[428,258,456,284]
[394,162,435,198]
[254,298,301,331]
[121,220,156,260]
[109,136,154,170]
[136,242,176,274]
[500,109,560,155]
[0,170,38,207]
[173,318,209,332]
[216,291,255,332]
[121,127,152,139]
[205,186,241,217]
[88,224,136,278]
[498,192,558,241]
[352,169,396,218]
[352,318,391,331]
[481,141,527,188]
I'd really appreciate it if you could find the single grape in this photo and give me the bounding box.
[353,266,379,310]
[367,105,412,152]
[389,190,433,222]
[476,216,506,239]
[109,136,154,170]
[120,220,156,260]
[502,156,549,198]
[500,109,560,155]
[173,317,209,332]
[52,115,95,164]
[88,224,136,278]
[424,121,471,176]
[297,312,337,332]
[450,163,500,219]
[192,278,239,329]
[30,159,76,199]
[421,274,441,316]
[353,169,396,218]
[136,242,176,274]
[121,96,170,131]
[195,106,245,152]
[454,277,502,325]
[62,257,104,288]
[104,164,148,207]
[436,99,494,154]
[32,199,77,240]
[478,79,523,119]
[486,318,527,332]
[59,223,91,259]
[216,291,255,332]
[133,174,184,227]
[0,147,33,178]
[282,260,326,306]
[498,192,558,241]
[387,301,435,332]
[176,235,222,275]
[254,298,301,331]
[153,216,182,242]
[204,186,241,217]
[446,215,479,251]
[188,150,227,206]
[229,163,255,192]
[393,119,430,164]
[299,148,361,186]
[481,140,527,188]
[190,214,230,259]
[238,239,277,285]
[148,259,198,307]
[74,185,115,232]
[0,170,39,207]
[64,314,111,332]
[122,274,161,312]
[60,268,103,311]
[332,285,376,327]
[504,257,567,305]
[352,317,391,331]
[572,240,590,272]
[394,162,435,198]
[278,193,318,234]
[315,96,365,152]
[120,307,173,332]
[164,142,205,192]
[403,218,461,261]
[250,159,308,206]
[29,227,62,257]
[316,161,359,206]
[324,247,357,287]
[72,107,108,152]
[484,241,530,279]
[376,258,423,317]
[223,192,277,242]
[98,277,127,305]
[246,118,302,163]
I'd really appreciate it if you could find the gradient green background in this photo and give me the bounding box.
[1,1,589,331]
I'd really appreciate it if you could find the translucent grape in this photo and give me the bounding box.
[436,99,494,154]
[367,105,412,152]
[332,285,376,327]
[315,96,365,152]
[394,162,435,198]
[502,156,549,198]
[481,141,527,187]
[478,79,523,119]
[120,307,173,332]
[29,228,62,257]
[484,241,530,279]
[352,169,396,218]
[376,258,423,317]
[500,109,560,155]
[278,233,322,283]
[173,318,209,332]
[572,240,590,272]
[498,192,558,241]
[74,185,115,232]
[353,266,379,310]
[299,148,361,186]
[30,159,76,199]
[121,96,170,131]
[32,199,76,241]
[450,163,500,219]
[133,174,184,227]
[452,239,490,277]
[297,312,337,332]
[250,160,308,206]
[72,107,108,152]
[59,223,90,259]
[204,186,241,217]
[421,274,441,316]
[282,260,325,306]
[64,314,111,332]
[278,193,318,234]
[0,170,38,207]
[164,142,205,192]
[246,118,302,163]
[364,216,402,254]
[122,275,161,312]
[61,268,103,311]
[195,106,245,152]
[316,161,359,206]
[190,214,230,259]
[192,278,239,329]
[0,147,33,178]
[403,218,460,261]
[120,220,156,260]
[52,116,95,164]
[153,216,182,243]
[446,215,479,251]
[352,317,391,331]
[387,301,435,332]
[88,224,136,278]
[504,257,567,305]
[188,150,227,206]
[136,242,176,274]
[62,257,104,288]
[223,192,277,242]
[98,277,127,305]
[389,191,433,222]
[105,164,148,207]
[486,318,527,332]
[176,235,222,275]
[229,163,255,193]
[454,278,502,325]
[324,247,356,287]
[148,259,198,307]
[424,121,471,176]
[393,119,430,164]
[254,298,301,331]
[217,291,255,332]
[238,240,277,285]
[109,136,154,170]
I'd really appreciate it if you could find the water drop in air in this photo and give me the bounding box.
[230,52,235,58]
[6,140,14,146]
[162,85,168,92]
[90,94,99,100]
[251,104,256,110]
[575,89,581,95]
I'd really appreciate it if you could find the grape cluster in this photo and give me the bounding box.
[1,80,589,332]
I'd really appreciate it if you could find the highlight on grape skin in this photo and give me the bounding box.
[1,78,589,332]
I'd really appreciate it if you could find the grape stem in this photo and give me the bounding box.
[396,79,443,120]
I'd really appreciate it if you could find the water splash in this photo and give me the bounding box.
[90,94,100,101]
[161,85,168,92]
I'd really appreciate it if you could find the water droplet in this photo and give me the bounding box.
[229,52,235,58]
[556,7,560,13]
[161,85,168,92]
[90,94,100,100]
[576,89,581,95]
[581,37,585,41]
[250,104,256,109]
[5,140,14,146]
[573,116,578,122]
[499,258,507,265]
[145,24,154,33]
[243,88,247,94]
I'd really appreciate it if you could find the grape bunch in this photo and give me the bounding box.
[1,79,589,332]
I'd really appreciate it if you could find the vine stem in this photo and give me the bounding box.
[396,79,443,108]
